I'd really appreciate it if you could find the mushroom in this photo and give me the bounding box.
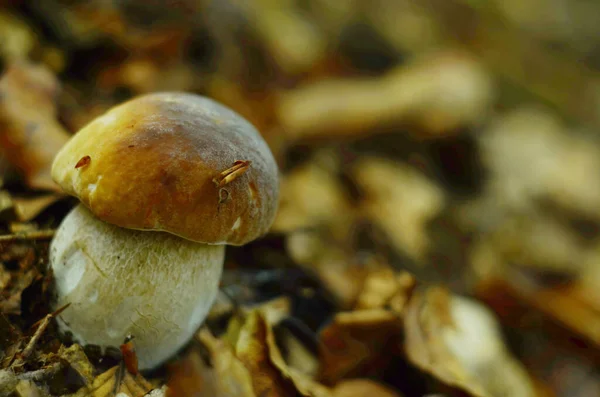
[49,92,279,370]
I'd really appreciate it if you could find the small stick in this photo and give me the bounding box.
[17,361,64,381]
[20,303,71,360]
[0,229,56,243]
[113,356,126,397]
[212,160,251,188]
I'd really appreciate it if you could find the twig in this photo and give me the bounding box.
[17,361,64,381]
[212,160,251,187]
[11,303,71,368]
[0,229,56,243]
[113,357,126,397]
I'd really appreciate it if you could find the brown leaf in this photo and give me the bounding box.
[234,311,297,397]
[0,267,39,315]
[351,157,445,262]
[197,328,257,397]
[403,287,536,397]
[318,309,402,385]
[355,269,416,313]
[260,312,332,397]
[72,365,157,397]
[196,307,333,397]
[14,379,46,397]
[166,350,218,397]
[0,61,70,191]
[56,344,95,386]
[332,379,403,397]
[12,193,65,222]
[277,50,492,141]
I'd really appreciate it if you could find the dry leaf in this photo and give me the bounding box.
[260,313,332,397]
[273,150,354,241]
[12,194,65,222]
[278,50,492,140]
[286,231,369,308]
[166,350,218,397]
[479,267,600,349]
[14,379,47,397]
[352,157,445,261]
[0,190,16,221]
[56,344,95,386]
[197,328,257,397]
[403,287,536,397]
[0,369,19,395]
[332,379,403,397]
[0,61,70,191]
[198,308,333,397]
[355,268,416,313]
[0,267,39,315]
[234,311,297,397]
[318,309,402,384]
[72,365,156,397]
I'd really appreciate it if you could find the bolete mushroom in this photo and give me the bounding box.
[49,92,279,370]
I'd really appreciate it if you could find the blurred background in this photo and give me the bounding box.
[1,1,600,396]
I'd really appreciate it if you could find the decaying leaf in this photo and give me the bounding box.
[478,266,600,349]
[0,369,19,395]
[195,306,334,397]
[0,61,70,192]
[197,328,257,397]
[318,309,402,384]
[278,50,492,140]
[332,379,403,397]
[55,344,95,386]
[14,379,47,397]
[285,230,369,308]
[71,365,157,397]
[351,156,445,261]
[261,314,332,397]
[0,267,40,315]
[403,287,536,397]
[12,194,65,222]
[355,268,416,313]
[273,152,354,241]
[166,350,219,397]
[233,311,297,397]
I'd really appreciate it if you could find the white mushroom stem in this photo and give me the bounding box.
[49,204,224,370]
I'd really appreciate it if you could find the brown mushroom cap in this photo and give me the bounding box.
[51,92,279,245]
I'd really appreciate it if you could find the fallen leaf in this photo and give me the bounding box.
[278,50,492,140]
[12,194,65,222]
[56,344,95,386]
[355,268,416,313]
[166,350,218,397]
[261,313,332,397]
[197,328,257,397]
[403,287,536,397]
[332,379,403,397]
[0,369,19,395]
[0,61,70,192]
[72,365,157,397]
[351,157,445,262]
[318,309,402,385]
[0,267,39,315]
[234,311,297,397]
[14,379,46,397]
